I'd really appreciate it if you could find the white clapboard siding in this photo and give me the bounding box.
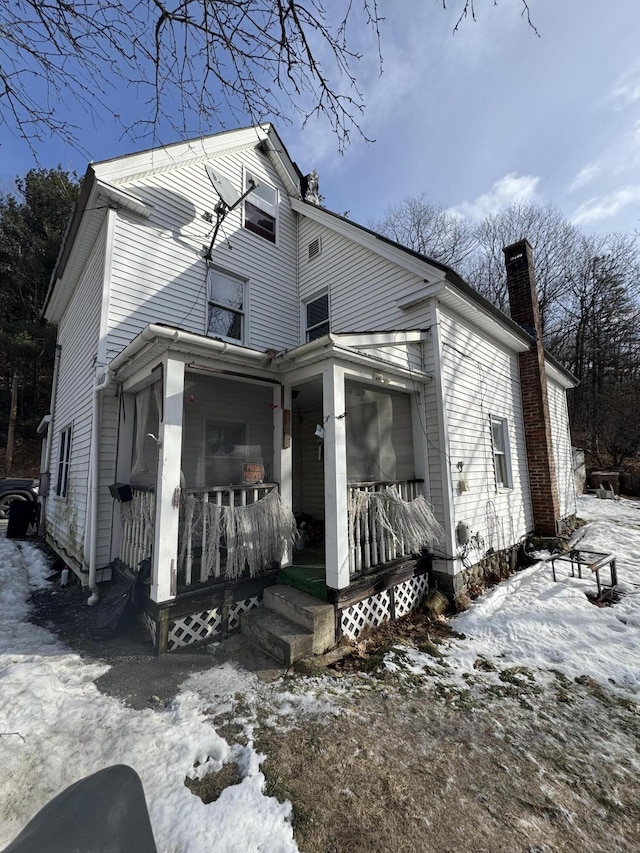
[547,377,577,519]
[439,307,533,552]
[105,148,298,361]
[298,218,435,336]
[292,401,326,520]
[47,225,107,565]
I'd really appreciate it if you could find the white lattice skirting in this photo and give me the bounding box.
[394,574,430,618]
[139,610,157,646]
[165,595,262,651]
[341,573,430,640]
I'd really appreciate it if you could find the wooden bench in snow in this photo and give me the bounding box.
[548,549,618,593]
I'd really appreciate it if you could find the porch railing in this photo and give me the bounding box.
[348,479,424,576]
[179,483,278,587]
[120,486,155,572]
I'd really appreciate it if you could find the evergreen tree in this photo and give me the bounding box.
[0,168,79,447]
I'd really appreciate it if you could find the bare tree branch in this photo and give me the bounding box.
[0,0,383,156]
[443,0,539,36]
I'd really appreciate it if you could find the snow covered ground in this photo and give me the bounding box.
[0,494,639,851]
[447,495,640,693]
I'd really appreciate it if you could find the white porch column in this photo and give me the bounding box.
[273,384,293,566]
[152,355,185,603]
[323,363,350,590]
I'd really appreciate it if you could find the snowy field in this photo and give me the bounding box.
[0,494,639,851]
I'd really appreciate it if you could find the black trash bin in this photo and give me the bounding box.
[6,499,35,539]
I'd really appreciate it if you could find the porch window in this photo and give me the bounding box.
[130,384,161,487]
[181,372,274,489]
[346,382,414,482]
[243,171,278,243]
[207,268,245,343]
[205,419,247,485]
[491,416,512,489]
[55,425,72,497]
[305,293,330,341]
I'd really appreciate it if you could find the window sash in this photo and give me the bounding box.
[56,427,71,497]
[207,270,245,341]
[306,293,329,341]
[244,200,276,242]
[244,172,277,243]
[491,417,511,489]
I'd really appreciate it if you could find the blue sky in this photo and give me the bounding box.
[2,0,639,236]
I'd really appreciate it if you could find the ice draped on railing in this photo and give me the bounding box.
[348,483,445,574]
[179,487,298,582]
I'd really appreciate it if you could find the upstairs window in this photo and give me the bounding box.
[207,268,246,343]
[56,425,72,497]
[491,416,512,489]
[244,171,277,243]
[305,293,329,341]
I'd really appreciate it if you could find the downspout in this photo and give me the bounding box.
[85,366,112,604]
[39,343,62,536]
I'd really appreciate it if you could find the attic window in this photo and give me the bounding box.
[244,171,277,243]
[308,237,321,261]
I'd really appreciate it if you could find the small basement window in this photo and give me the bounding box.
[490,416,512,489]
[56,425,72,497]
[305,293,329,341]
[207,268,246,343]
[244,171,278,243]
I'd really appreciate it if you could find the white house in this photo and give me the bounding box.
[40,124,577,656]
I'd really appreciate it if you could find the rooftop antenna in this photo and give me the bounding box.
[204,164,258,260]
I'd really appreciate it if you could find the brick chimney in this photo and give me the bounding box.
[503,240,560,536]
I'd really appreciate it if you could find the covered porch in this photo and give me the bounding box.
[108,326,442,651]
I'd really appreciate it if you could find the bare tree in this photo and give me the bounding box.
[373,194,476,268]
[463,203,580,332]
[1,0,383,157]
[549,233,640,465]
[373,191,640,468]
[1,1,540,157]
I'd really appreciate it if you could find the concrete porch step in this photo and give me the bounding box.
[263,585,335,654]
[241,608,314,666]
[241,585,337,665]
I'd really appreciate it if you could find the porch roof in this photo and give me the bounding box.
[108,324,432,391]
[276,331,432,387]
[109,324,280,390]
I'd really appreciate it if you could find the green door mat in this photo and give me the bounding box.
[276,563,328,601]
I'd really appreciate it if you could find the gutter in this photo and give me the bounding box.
[110,324,273,378]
